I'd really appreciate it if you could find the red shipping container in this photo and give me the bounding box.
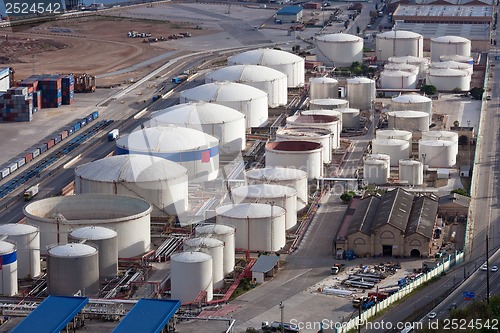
[60,130,68,139]
[24,153,33,162]
[47,139,55,149]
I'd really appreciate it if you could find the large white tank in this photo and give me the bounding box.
[309,98,348,110]
[0,224,40,279]
[23,194,152,258]
[146,102,246,154]
[183,238,224,289]
[387,111,429,132]
[429,61,473,75]
[384,63,419,76]
[315,33,364,66]
[337,108,360,129]
[68,226,118,279]
[116,126,219,182]
[179,82,268,128]
[419,140,456,167]
[227,48,305,87]
[231,184,298,230]
[215,203,286,252]
[266,141,323,180]
[426,69,471,92]
[0,241,17,296]
[376,31,423,61]
[276,127,332,163]
[380,70,418,89]
[399,159,423,186]
[46,243,99,296]
[205,65,287,108]
[346,77,376,110]
[75,154,189,217]
[422,131,459,157]
[376,129,413,144]
[171,252,213,303]
[388,56,430,78]
[287,113,341,148]
[372,139,410,166]
[245,167,308,210]
[430,36,471,62]
[195,224,235,275]
[309,77,338,99]
[363,154,390,185]
[439,54,474,65]
[391,94,432,126]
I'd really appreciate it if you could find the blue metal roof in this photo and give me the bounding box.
[277,5,303,15]
[11,296,88,333]
[112,299,181,333]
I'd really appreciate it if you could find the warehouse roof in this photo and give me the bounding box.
[372,188,414,232]
[346,196,380,236]
[112,299,181,333]
[415,0,494,5]
[394,4,492,17]
[11,296,88,333]
[277,5,303,15]
[405,196,438,239]
[438,193,471,207]
[394,22,490,41]
[251,255,280,273]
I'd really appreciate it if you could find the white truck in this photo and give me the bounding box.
[108,129,119,141]
[24,184,39,201]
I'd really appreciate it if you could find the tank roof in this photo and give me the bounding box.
[377,30,422,39]
[216,203,285,218]
[69,226,118,240]
[206,65,286,82]
[387,110,429,118]
[232,184,297,198]
[309,77,338,84]
[392,94,431,103]
[180,81,267,102]
[0,241,15,254]
[388,56,429,64]
[245,167,308,180]
[422,131,458,138]
[150,102,244,125]
[427,68,470,76]
[366,153,391,160]
[0,223,38,236]
[288,114,339,124]
[419,139,454,146]
[381,70,416,77]
[195,224,235,235]
[372,138,409,145]
[439,55,473,62]
[399,159,422,165]
[48,243,97,257]
[430,61,472,69]
[277,127,332,138]
[347,77,374,84]
[184,237,224,249]
[384,63,419,71]
[337,108,360,114]
[171,251,212,263]
[301,109,342,117]
[315,33,362,42]
[431,35,470,43]
[228,48,304,66]
[309,98,348,105]
[266,140,322,152]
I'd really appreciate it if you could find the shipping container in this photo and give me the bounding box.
[16,157,26,168]
[60,130,69,140]
[66,127,74,135]
[46,139,55,149]
[31,148,40,158]
[80,118,87,127]
[0,167,10,179]
[53,135,62,144]
[73,122,81,132]
[38,143,48,153]
[7,162,18,173]
[24,152,33,163]
[92,111,99,119]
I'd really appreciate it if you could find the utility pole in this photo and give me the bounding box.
[358,302,362,333]
[280,302,284,333]
[486,234,490,303]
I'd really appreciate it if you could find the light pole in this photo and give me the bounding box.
[279,302,285,333]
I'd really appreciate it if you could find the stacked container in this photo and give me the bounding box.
[38,76,62,108]
[0,86,34,122]
[61,74,75,105]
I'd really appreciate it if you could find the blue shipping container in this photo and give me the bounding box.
[38,143,48,153]
[92,111,99,120]
[53,135,62,144]
[66,127,74,135]
[73,122,81,131]
[86,115,93,123]
[80,119,87,127]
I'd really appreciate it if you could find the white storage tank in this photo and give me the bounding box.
[430,36,471,62]
[215,203,286,252]
[309,98,348,110]
[287,113,341,148]
[23,194,152,258]
[276,127,332,163]
[68,226,118,279]
[380,70,418,90]
[266,141,323,180]
[179,82,268,128]
[309,77,338,99]
[183,237,224,289]
[205,65,287,108]
[372,139,410,166]
[47,243,99,296]
[231,184,298,230]
[245,167,308,210]
[384,63,419,76]
[195,224,235,275]
[387,111,429,132]
[419,140,456,167]
[426,69,471,92]
[146,102,246,154]
[171,252,213,303]
[399,159,423,186]
[0,224,40,279]
[376,31,423,61]
[346,77,376,110]
[227,48,305,87]
[439,54,474,65]
[337,108,360,129]
[422,131,459,157]
[391,94,432,126]
[376,129,413,144]
[0,241,17,296]
[116,126,219,182]
[388,56,430,78]
[315,33,364,67]
[429,61,473,75]
[363,154,390,185]
[75,154,189,217]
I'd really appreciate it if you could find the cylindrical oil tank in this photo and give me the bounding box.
[372,139,410,166]
[309,98,348,110]
[183,238,224,289]
[227,48,305,87]
[429,61,473,75]
[205,65,287,108]
[0,241,17,296]
[430,36,471,62]
[276,127,332,163]
[245,167,308,210]
[391,94,432,126]
[171,252,213,303]
[363,154,390,185]
[439,54,474,65]
[195,224,235,275]
[422,131,459,157]
[146,102,246,154]
[265,141,323,180]
[337,108,360,129]
[380,70,418,89]
[23,194,152,258]
[287,113,341,148]
[0,224,40,279]
[387,111,429,132]
[388,56,429,78]
[309,77,338,99]
[68,226,118,279]
[419,140,456,167]
[179,82,268,128]
[115,126,219,182]
[215,203,286,252]
[399,159,423,186]
[376,129,413,144]
[231,184,298,230]
[315,33,363,67]
[384,63,419,76]
[426,69,471,92]
[75,154,189,217]
[47,243,99,296]
[376,31,423,61]
[346,77,376,110]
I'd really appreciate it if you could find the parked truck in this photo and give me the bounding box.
[24,184,39,201]
[352,295,377,310]
[331,263,346,275]
[171,74,188,84]
[108,129,119,141]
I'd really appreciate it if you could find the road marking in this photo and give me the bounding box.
[63,154,81,168]
[284,269,312,284]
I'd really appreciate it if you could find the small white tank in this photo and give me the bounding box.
[346,77,376,110]
[195,224,235,275]
[384,63,419,76]
[0,223,40,279]
[430,36,471,62]
[387,111,429,132]
[288,112,341,148]
[337,108,360,129]
[0,241,17,296]
[380,70,418,89]
[391,94,432,126]
[419,140,456,167]
[364,154,390,185]
[399,159,423,186]
[183,237,224,289]
[376,129,413,144]
[309,77,338,99]
[276,127,332,163]
[309,98,349,110]
[265,141,323,180]
[388,56,429,78]
[372,139,410,166]
[422,131,459,158]
[376,30,424,60]
[171,252,213,303]
[429,61,473,75]
[426,69,471,92]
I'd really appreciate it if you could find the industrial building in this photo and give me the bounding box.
[275,6,303,23]
[0,68,10,92]
[392,5,493,24]
[438,193,470,218]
